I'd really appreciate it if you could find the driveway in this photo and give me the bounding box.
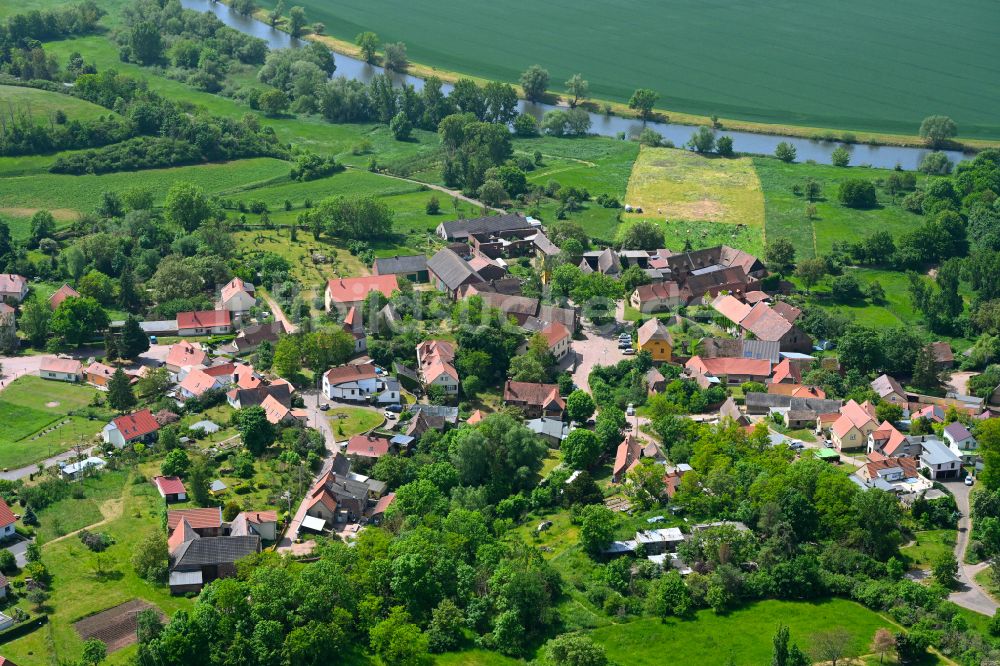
[946,371,977,398]
[4,534,30,567]
[942,478,998,615]
[570,328,627,391]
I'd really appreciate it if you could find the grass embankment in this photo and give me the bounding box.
[0,376,103,470]
[248,0,1000,145]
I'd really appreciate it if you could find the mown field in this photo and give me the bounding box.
[256,0,1000,139]
[0,84,118,123]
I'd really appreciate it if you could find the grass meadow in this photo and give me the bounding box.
[252,0,1000,139]
[0,84,118,123]
[900,529,957,571]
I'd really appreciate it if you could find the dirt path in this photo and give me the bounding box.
[45,497,124,546]
[261,290,298,334]
[345,166,502,213]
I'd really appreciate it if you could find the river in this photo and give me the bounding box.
[183,0,972,171]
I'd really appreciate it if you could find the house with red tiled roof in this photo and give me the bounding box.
[711,294,812,352]
[260,393,307,425]
[203,362,262,390]
[218,277,256,314]
[346,434,391,459]
[325,275,399,311]
[177,310,233,336]
[857,455,920,486]
[0,498,16,539]
[102,409,159,448]
[539,321,572,361]
[168,507,223,536]
[153,476,188,502]
[629,282,688,314]
[830,400,878,451]
[612,434,643,483]
[767,383,826,400]
[178,367,226,399]
[503,381,565,419]
[370,492,396,523]
[48,283,80,310]
[0,274,28,303]
[38,357,83,382]
[467,409,485,425]
[322,364,379,401]
[84,360,117,388]
[686,356,772,387]
[867,420,912,458]
[164,341,208,374]
[417,340,459,395]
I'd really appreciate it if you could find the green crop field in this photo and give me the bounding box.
[259,0,1000,139]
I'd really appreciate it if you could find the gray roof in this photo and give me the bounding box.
[373,255,428,275]
[171,536,260,571]
[745,393,841,415]
[920,437,961,466]
[741,340,782,364]
[871,374,905,398]
[437,214,532,241]
[526,417,570,440]
[427,248,483,291]
[210,480,227,492]
[235,322,284,351]
[944,422,974,441]
[190,420,220,433]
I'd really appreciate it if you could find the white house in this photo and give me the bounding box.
[540,321,572,361]
[177,310,233,336]
[322,364,379,401]
[919,437,963,480]
[0,273,28,303]
[102,409,160,449]
[38,357,83,382]
[218,277,256,314]
[943,422,978,464]
[0,498,16,539]
[417,340,459,395]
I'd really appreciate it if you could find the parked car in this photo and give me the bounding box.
[966,475,975,486]
[386,403,403,413]
[623,348,636,355]
[384,411,397,419]
[626,403,635,416]
[318,404,330,411]
[618,341,631,349]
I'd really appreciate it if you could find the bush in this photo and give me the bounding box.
[838,179,878,209]
[774,142,797,162]
[918,151,954,175]
[78,530,114,552]
[830,146,850,167]
[0,549,17,575]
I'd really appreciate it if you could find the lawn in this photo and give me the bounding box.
[327,407,384,439]
[754,157,930,259]
[0,84,118,123]
[589,598,914,666]
[258,0,1000,139]
[0,376,104,469]
[3,475,195,666]
[901,529,957,570]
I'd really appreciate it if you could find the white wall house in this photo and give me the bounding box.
[944,422,978,464]
[322,365,379,401]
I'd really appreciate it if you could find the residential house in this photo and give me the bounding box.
[630,282,688,313]
[325,275,399,311]
[711,294,812,353]
[856,456,921,487]
[372,255,429,282]
[526,417,570,445]
[0,499,15,539]
[427,248,485,298]
[178,367,227,400]
[830,400,878,451]
[48,283,80,310]
[686,356,771,387]
[38,357,83,382]
[177,310,233,337]
[919,437,962,479]
[218,277,256,314]
[468,255,507,281]
[871,374,907,406]
[346,434,392,460]
[913,404,947,424]
[867,421,911,457]
[61,456,106,479]
[660,245,765,281]
[612,434,644,483]
[84,361,117,388]
[227,382,292,409]
[304,470,380,525]
[636,528,686,555]
[153,476,188,502]
[164,341,208,374]
[664,464,692,498]
[102,409,159,448]
[943,422,978,464]
[540,321,572,361]
[767,384,826,399]
[417,339,460,395]
[228,511,278,541]
[770,355,814,385]
[646,366,667,394]
[929,342,954,370]
[370,493,396,523]
[168,529,260,594]
[342,306,366,354]
[637,318,673,362]
[718,397,751,426]
[436,213,534,241]
[747,393,842,418]
[503,381,565,419]
[226,322,284,355]
[167,508,224,537]
[322,364,378,401]
[579,248,621,277]
[0,274,28,303]
[261,394,307,425]
[700,338,781,365]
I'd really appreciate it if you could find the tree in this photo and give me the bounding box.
[288,6,307,37]
[772,625,791,666]
[19,298,50,347]
[390,112,413,140]
[875,402,903,424]
[774,142,797,162]
[107,368,136,412]
[273,335,303,378]
[894,630,929,665]
[980,419,1000,490]
[830,146,850,167]
[932,552,958,588]
[513,112,538,137]
[128,21,162,65]
[426,599,464,653]
[283,620,342,666]
[383,42,408,71]
[483,82,519,124]
[617,219,665,251]
[565,74,589,108]
[562,429,601,470]
[919,115,957,148]
[356,32,379,63]
[369,607,431,666]
[911,345,941,392]
[919,151,953,175]
[81,638,107,665]
[647,570,693,620]
[165,182,213,232]
[838,179,877,209]
[233,406,275,455]
[687,126,716,154]
[259,88,290,116]
[871,628,895,664]
[0,550,16,575]
[579,504,614,556]
[119,315,150,360]
[765,238,796,274]
[811,628,852,666]
[830,274,862,301]
[520,65,549,102]
[137,367,170,398]
[310,195,394,240]
[269,0,285,26]
[544,633,608,666]
[161,449,189,477]
[478,180,508,207]
[188,456,212,507]
[566,390,595,423]
[716,135,734,157]
[628,88,659,120]
[51,296,109,346]
[131,531,168,583]
[29,210,55,247]
[795,257,827,288]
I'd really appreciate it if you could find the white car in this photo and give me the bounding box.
[384,411,397,419]
[965,476,975,486]
[626,403,635,416]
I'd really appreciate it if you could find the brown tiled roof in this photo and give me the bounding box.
[165,341,207,369]
[177,310,231,329]
[111,409,159,441]
[712,294,752,325]
[637,318,672,347]
[346,435,390,458]
[0,498,16,526]
[324,364,378,385]
[49,283,80,309]
[167,507,222,531]
[326,275,399,304]
[503,381,565,410]
[686,356,771,378]
[154,476,187,497]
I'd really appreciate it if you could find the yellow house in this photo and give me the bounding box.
[637,318,673,362]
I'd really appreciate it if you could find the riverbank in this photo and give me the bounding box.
[229,0,999,152]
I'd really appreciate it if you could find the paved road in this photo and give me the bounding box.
[943,478,998,616]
